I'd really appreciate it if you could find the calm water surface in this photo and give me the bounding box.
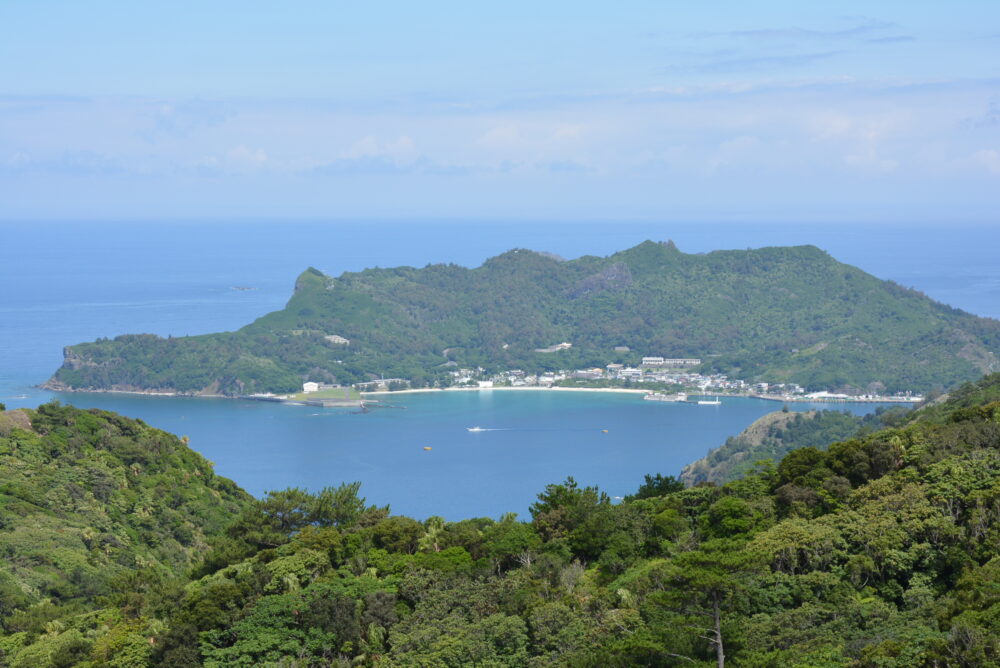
[48,389,891,519]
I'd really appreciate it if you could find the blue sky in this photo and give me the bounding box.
[1,1,999,222]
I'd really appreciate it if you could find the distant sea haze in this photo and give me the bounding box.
[0,220,996,515]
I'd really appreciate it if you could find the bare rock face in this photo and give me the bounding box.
[0,409,33,436]
[62,347,100,370]
[570,262,633,298]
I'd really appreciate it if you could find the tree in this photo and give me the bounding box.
[627,473,685,501]
[311,482,368,528]
[658,538,762,667]
[482,515,542,573]
[530,477,610,542]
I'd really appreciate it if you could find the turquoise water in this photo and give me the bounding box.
[52,389,893,519]
[2,221,997,518]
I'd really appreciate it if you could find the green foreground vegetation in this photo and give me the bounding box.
[3,374,1000,665]
[679,406,911,486]
[47,242,1000,395]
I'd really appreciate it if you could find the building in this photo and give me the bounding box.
[478,381,494,388]
[324,334,350,345]
[302,381,320,393]
[663,358,701,367]
[805,391,850,400]
[642,356,665,367]
[534,342,573,353]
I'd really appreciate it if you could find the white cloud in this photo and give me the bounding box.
[476,125,521,149]
[843,147,898,173]
[228,145,268,164]
[342,135,417,161]
[2,79,999,220]
[970,148,1000,175]
[551,123,587,141]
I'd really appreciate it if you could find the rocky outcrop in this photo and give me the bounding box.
[569,262,632,298]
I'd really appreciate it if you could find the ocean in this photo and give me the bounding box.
[1,221,998,518]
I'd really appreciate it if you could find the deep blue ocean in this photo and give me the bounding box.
[1,221,998,518]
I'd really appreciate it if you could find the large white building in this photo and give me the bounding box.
[642,357,702,367]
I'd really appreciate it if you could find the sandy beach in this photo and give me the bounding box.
[360,385,650,396]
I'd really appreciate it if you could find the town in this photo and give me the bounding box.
[289,352,925,405]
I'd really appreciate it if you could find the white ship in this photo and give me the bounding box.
[467,426,486,432]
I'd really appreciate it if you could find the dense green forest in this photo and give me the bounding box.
[679,406,909,485]
[46,242,1000,395]
[3,374,1000,665]
[0,404,250,667]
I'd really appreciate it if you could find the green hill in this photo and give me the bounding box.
[4,375,1000,665]
[0,403,252,667]
[679,407,909,486]
[45,242,1000,395]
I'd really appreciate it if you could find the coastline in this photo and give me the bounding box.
[42,386,366,407]
[41,385,221,399]
[360,387,920,404]
[360,386,650,396]
[41,383,920,405]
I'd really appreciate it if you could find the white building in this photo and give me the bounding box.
[302,382,320,393]
[805,391,850,400]
[663,358,702,367]
[534,342,573,353]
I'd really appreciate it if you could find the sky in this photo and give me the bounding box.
[1,1,999,222]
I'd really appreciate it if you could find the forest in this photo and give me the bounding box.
[45,241,1000,396]
[679,406,911,486]
[2,374,1000,665]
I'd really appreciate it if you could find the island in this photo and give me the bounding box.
[44,241,1000,397]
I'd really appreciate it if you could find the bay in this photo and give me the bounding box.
[46,389,891,519]
[1,220,997,518]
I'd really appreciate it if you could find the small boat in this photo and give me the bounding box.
[423,446,432,451]
[697,396,722,405]
[467,426,485,432]
[601,429,609,433]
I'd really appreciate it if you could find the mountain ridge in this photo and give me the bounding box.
[45,241,1000,395]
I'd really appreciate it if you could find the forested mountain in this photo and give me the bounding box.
[45,242,1000,395]
[679,406,908,485]
[0,403,250,666]
[3,375,1000,665]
